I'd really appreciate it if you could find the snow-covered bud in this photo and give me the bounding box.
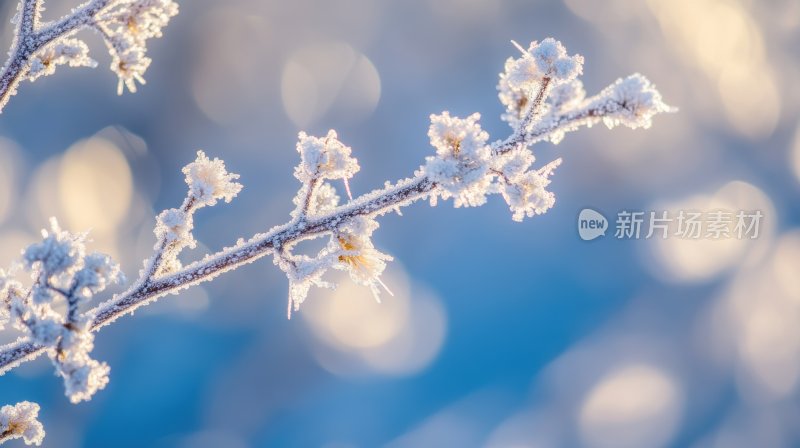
[295,130,360,182]
[111,0,179,41]
[0,401,45,446]
[333,217,392,301]
[110,43,151,95]
[23,218,85,280]
[73,253,124,300]
[422,112,492,207]
[493,149,561,222]
[27,39,96,82]
[182,151,242,207]
[594,73,675,130]
[155,208,195,246]
[498,39,584,128]
[274,252,336,319]
[55,321,110,404]
[505,38,584,88]
[98,0,179,94]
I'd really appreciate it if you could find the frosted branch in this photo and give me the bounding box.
[0,37,673,445]
[0,0,178,112]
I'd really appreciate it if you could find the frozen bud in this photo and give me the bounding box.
[23,218,85,278]
[493,149,561,222]
[27,39,96,82]
[275,253,336,319]
[111,45,151,95]
[182,151,242,207]
[55,325,109,404]
[505,38,584,89]
[498,57,531,127]
[58,356,110,404]
[111,0,179,41]
[99,0,179,94]
[73,253,124,299]
[334,217,392,301]
[422,112,493,207]
[155,208,195,246]
[0,401,45,446]
[295,130,360,182]
[596,74,675,130]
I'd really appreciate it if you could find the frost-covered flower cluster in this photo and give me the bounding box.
[0,402,44,446]
[27,39,96,81]
[152,151,242,275]
[0,36,672,446]
[0,0,180,112]
[2,219,122,405]
[277,131,391,316]
[421,112,493,208]
[97,0,179,93]
[181,150,242,207]
[498,38,584,127]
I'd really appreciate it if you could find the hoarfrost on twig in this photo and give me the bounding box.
[0,32,673,445]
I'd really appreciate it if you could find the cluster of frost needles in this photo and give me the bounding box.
[0,0,673,444]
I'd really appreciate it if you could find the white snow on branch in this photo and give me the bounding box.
[0,0,179,112]
[0,37,673,446]
[0,402,44,446]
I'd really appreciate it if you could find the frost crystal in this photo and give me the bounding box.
[23,218,84,282]
[4,218,121,405]
[0,401,45,446]
[422,112,492,207]
[56,325,110,404]
[505,38,583,88]
[498,39,584,128]
[99,0,180,94]
[27,39,96,82]
[334,217,393,301]
[182,151,243,207]
[155,208,194,246]
[0,34,674,445]
[275,252,336,319]
[593,73,674,130]
[494,149,561,221]
[295,130,360,182]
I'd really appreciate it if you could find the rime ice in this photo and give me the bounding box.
[0,36,673,446]
[0,402,44,446]
[0,0,180,112]
[182,150,242,207]
[5,219,121,405]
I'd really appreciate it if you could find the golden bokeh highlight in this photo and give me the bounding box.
[646,0,779,138]
[579,364,683,448]
[58,137,133,233]
[302,267,446,376]
[25,137,134,259]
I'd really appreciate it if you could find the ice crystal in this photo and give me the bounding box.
[0,35,674,446]
[182,151,243,207]
[0,402,44,446]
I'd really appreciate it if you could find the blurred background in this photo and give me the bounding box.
[1,0,799,446]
